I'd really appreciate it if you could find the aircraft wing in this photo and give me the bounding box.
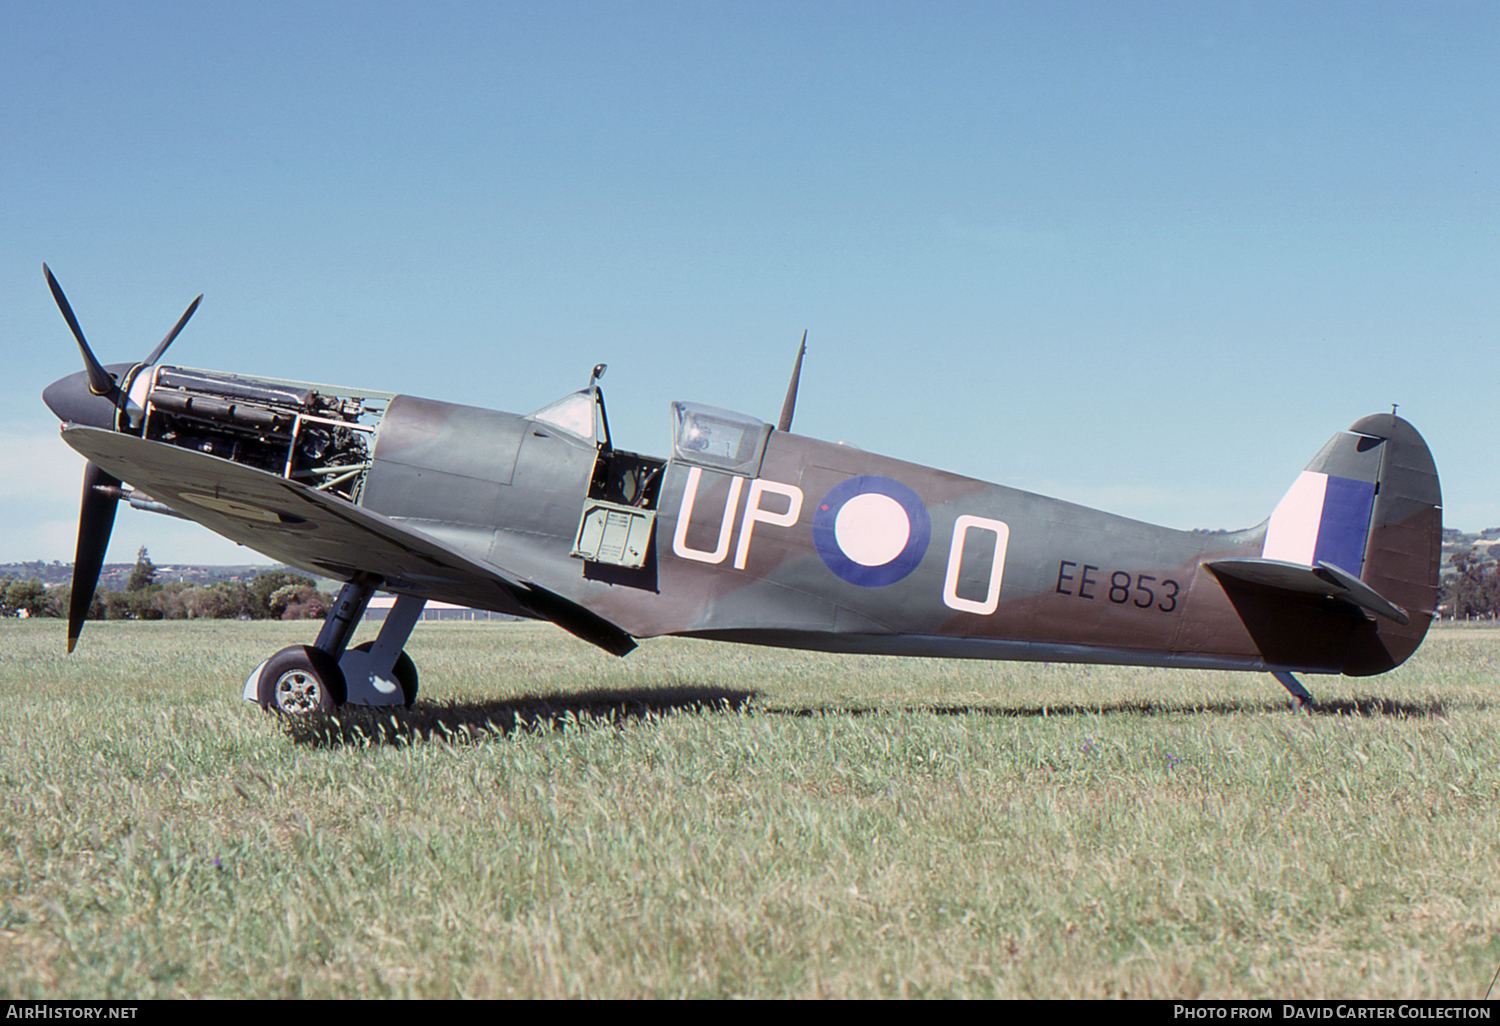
[60,426,636,656]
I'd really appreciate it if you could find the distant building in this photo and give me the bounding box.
[365,596,518,622]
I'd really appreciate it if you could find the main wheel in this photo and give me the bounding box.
[350,641,419,707]
[258,645,346,714]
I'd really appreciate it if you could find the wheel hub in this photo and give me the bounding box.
[274,668,323,714]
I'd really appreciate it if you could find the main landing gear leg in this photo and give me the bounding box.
[339,593,425,707]
[249,575,379,715]
[314,575,380,662]
[1272,671,1316,713]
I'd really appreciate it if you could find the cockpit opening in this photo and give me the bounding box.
[540,375,772,571]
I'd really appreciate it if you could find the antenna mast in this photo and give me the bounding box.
[777,331,807,432]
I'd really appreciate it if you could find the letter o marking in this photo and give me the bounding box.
[942,515,1010,615]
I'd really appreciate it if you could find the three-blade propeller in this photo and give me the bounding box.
[41,264,202,652]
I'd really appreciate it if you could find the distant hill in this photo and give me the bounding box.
[1435,529,1500,595]
[0,561,289,591]
[1442,528,1500,564]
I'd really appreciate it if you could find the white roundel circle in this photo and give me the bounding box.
[812,475,932,588]
[834,493,911,566]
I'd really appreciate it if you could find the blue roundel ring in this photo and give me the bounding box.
[812,475,931,587]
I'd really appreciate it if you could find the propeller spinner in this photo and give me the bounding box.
[40,264,202,651]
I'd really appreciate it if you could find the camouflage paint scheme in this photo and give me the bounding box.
[62,375,1440,686]
[41,264,1438,713]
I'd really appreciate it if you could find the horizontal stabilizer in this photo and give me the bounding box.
[1207,557,1410,625]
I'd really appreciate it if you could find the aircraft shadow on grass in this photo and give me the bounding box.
[281,688,1449,748]
[799,697,1450,719]
[759,696,1450,721]
[281,685,756,747]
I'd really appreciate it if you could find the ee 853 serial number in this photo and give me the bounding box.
[1056,561,1180,613]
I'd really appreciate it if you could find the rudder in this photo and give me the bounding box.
[1341,414,1442,674]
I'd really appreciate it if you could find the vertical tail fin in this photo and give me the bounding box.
[1208,415,1441,676]
[1259,414,1442,674]
[1262,423,1384,575]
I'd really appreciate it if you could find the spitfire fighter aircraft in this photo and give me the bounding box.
[40,266,1441,714]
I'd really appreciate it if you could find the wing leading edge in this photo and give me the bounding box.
[60,425,636,656]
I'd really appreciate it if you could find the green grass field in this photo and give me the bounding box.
[1,618,1496,998]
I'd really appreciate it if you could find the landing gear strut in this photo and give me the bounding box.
[1272,671,1316,712]
[339,594,425,707]
[247,576,425,714]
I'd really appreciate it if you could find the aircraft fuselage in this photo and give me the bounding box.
[355,389,1434,677]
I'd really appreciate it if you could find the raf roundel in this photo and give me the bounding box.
[812,476,932,587]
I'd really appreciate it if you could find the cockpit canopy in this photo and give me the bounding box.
[671,402,771,476]
[530,390,598,441]
[529,388,771,476]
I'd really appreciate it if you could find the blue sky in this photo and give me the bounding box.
[3,1,1495,565]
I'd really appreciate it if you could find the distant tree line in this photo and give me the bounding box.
[0,548,334,622]
[7,544,1499,621]
[1441,549,1500,620]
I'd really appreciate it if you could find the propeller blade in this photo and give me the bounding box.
[67,462,120,653]
[142,293,203,367]
[43,264,119,403]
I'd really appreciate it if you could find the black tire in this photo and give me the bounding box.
[258,645,346,714]
[350,641,419,707]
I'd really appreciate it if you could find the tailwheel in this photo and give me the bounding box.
[258,645,347,714]
[1271,671,1316,714]
[349,640,419,707]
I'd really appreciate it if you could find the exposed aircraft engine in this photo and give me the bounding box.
[143,366,389,502]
